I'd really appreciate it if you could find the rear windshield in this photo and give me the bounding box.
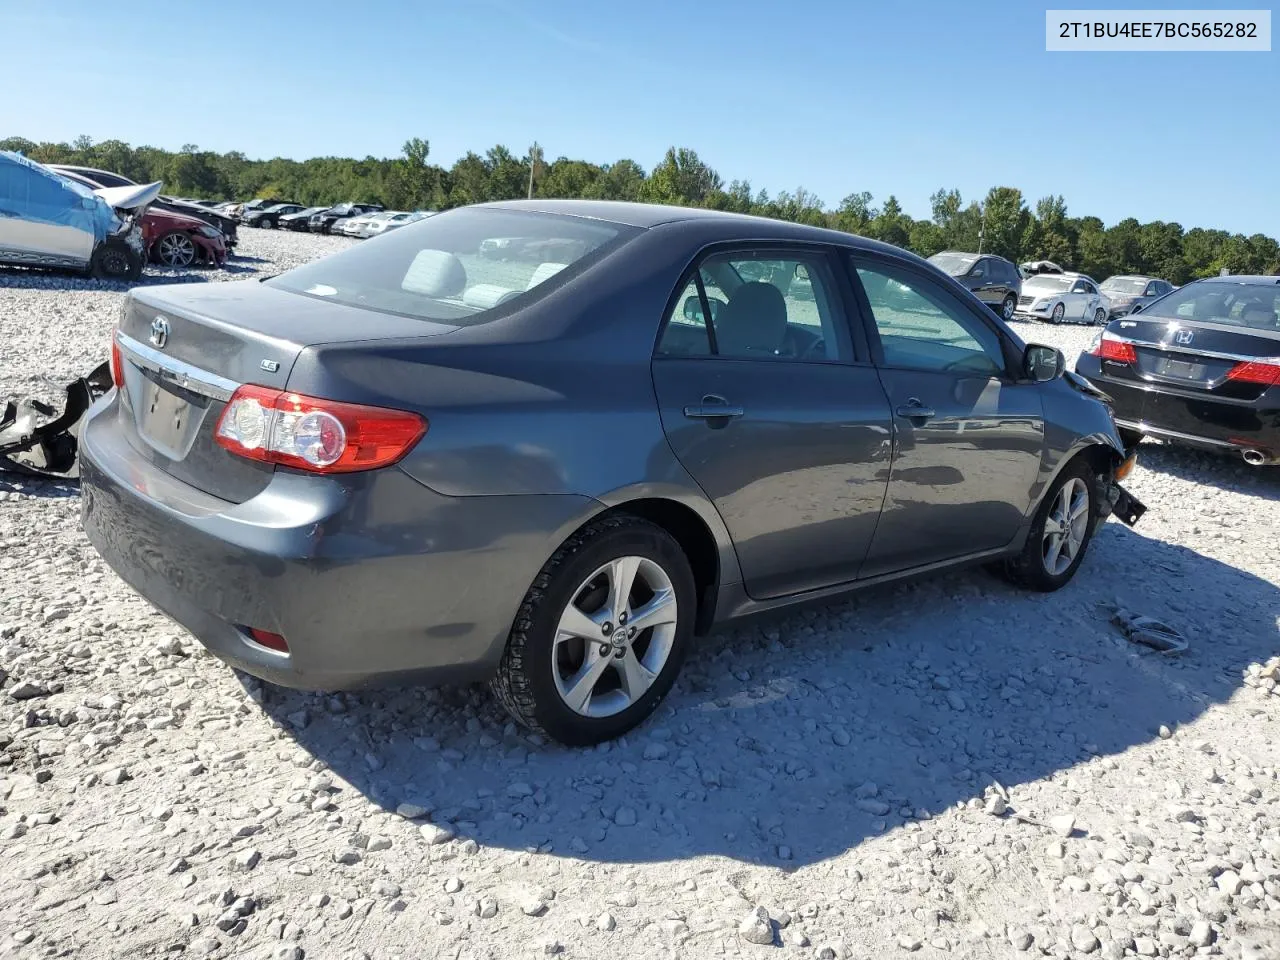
[267,207,634,323]
[1101,277,1149,295]
[1140,281,1280,332]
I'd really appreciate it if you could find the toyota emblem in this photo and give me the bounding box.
[150,316,170,348]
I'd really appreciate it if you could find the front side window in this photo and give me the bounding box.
[657,250,847,361]
[853,259,1006,376]
[268,207,635,324]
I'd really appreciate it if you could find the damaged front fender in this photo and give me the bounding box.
[0,363,112,478]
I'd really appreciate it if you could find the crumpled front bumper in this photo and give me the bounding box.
[0,363,113,477]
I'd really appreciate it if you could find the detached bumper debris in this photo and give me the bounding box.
[0,363,112,478]
[1111,607,1189,654]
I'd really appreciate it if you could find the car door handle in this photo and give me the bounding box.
[896,399,936,420]
[683,395,744,420]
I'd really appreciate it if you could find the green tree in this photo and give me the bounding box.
[979,187,1028,261]
[641,147,722,206]
[871,195,910,248]
[831,191,876,236]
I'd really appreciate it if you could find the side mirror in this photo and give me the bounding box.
[683,295,703,323]
[1024,343,1065,382]
[794,264,809,281]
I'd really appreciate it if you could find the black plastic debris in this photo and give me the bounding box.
[0,363,112,478]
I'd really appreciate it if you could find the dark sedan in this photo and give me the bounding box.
[309,202,383,234]
[242,203,306,229]
[79,201,1142,745]
[280,207,327,231]
[1076,275,1280,464]
[927,251,1023,320]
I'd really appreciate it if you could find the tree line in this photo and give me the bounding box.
[4,134,1277,284]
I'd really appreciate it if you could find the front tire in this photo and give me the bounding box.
[490,515,696,746]
[89,238,143,281]
[153,230,197,268]
[1050,302,1066,324]
[261,218,275,229]
[1001,295,1017,321]
[999,458,1099,592]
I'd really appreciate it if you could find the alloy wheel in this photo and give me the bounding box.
[551,555,678,717]
[158,233,196,267]
[1094,308,1107,325]
[1042,477,1090,576]
[1002,296,1016,320]
[1051,302,1065,324]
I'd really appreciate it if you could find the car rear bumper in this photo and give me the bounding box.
[1076,355,1280,459]
[78,393,596,690]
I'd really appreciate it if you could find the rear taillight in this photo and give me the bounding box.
[1225,360,1280,386]
[246,627,289,653]
[1093,333,1137,364]
[214,385,426,473]
[109,327,124,389]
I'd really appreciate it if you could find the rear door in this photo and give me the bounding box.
[651,245,894,599]
[846,253,1045,576]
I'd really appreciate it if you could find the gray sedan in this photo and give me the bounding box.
[79,200,1144,745]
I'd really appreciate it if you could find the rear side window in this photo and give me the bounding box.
[657,251,847,362]
[267,208,636,324]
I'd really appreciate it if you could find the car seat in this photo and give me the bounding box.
[715,282,788,356]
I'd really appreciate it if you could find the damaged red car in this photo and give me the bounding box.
[142,207,227,268]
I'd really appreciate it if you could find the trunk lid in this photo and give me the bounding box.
[114,280,459,503]
[1113,315,1280,400]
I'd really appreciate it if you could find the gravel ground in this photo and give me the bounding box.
[1,230,1278,960]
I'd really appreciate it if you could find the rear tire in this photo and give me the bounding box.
[1001,295,1016,320]
[489,515,696,746]
[998,457,1100,592]
[89,238,142,281]
[1094,308,1107,325]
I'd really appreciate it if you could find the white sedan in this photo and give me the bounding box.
[359,211,430,238]
[1014,272,1111,325]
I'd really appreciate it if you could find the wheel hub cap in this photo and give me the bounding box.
[1042,478,1090,576]
[552,555,678,718]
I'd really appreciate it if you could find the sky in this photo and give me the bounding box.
[4,0,1277,235]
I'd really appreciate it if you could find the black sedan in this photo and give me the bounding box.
[1075,275,1280,465]
[279,207,327,231]
[308,202,383,234]
[242,203,306,230]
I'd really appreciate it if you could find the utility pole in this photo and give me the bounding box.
[977,203,987,254]
[527,142,542,199]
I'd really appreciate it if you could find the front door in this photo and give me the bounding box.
[847,255,1045,577]
[652,246,893,599]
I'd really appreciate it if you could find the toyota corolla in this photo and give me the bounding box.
[79,200,1144,745]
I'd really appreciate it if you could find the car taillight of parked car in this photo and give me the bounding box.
[1091,332,1137,364]
[214,385,427,473]
[1225,359,1280,386]
[109,326,124,389]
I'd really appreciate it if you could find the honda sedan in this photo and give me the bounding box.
[79,201,1143,745]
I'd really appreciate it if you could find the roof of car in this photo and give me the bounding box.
[1104,274,1157,282]
[1197,275,1280,285]
[478,199,911,255]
